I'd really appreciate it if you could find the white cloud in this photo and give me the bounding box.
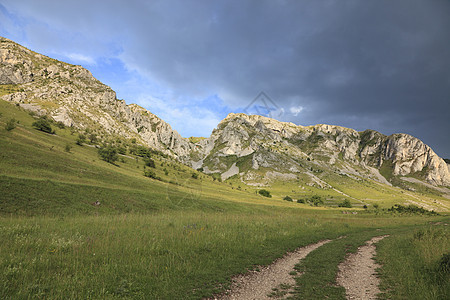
[289,106,303,116]
[64,53,96,65]
[135,95,222,138]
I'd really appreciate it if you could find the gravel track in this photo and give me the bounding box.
[336,235,389,300]
[214,239,332,300]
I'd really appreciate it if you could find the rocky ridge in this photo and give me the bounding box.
[1,36,449,187]
[0,36,193,161]
[192,113,450,186]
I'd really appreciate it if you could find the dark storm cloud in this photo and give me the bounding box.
[1,0,449,156]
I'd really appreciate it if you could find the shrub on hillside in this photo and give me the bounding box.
[144,157,156,168]
[258,189,272,198]
[283,196,293,202]
[338,199,352,208]
[98,146,118,164]
[309,195,323,206]
[144,169,161,181]
[32,117,54,134]
[192,173,198,179]
[76,134,86,145]
[388,204,437,215]
[297,198,305,204]
[5,118,17,131]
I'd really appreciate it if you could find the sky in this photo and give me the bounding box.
[1,0,449,158]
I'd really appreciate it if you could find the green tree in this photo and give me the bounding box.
[32,117,54,134]
[76,134,86,145]
[338,199,352,208]
[283,196,293,202]
[258,189,272,198]
[309,195,323,206]
[98,146,118,164]
[5,118,17,131]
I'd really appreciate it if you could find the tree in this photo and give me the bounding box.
[5,118,17,131]
[144,157,155,168]
[338,199,352,208]
[32,117,54,134]
[258,189,272,198]
[98,146,118,164]
[283,196,293,202]
[309,195,323,206]
[76,134,86,145]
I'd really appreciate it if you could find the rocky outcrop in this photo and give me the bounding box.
[197,113,450,186]
[0,36,194,161]
[1,36,448,187]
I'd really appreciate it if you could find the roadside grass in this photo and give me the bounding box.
[1,212,444,299]
[376,223,450,300]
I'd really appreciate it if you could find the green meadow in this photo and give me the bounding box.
[0,100,449,299]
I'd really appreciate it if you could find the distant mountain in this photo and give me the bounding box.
[1,36,449,188]
[191,113,449,187]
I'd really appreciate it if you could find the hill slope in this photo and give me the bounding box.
[1,36,449,211]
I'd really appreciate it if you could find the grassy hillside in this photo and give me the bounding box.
[1,99,449,299]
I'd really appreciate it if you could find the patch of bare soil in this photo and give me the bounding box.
[336,235,389,300]
[213,239,332,300]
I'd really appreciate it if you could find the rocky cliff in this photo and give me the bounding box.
[0,36,194,160]
[1,36,448,187]
[193,113,450,186]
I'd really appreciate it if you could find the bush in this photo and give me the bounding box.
[98,146,118,164]
[338,199,352,208]
[5,118,17,131]
[117,146,127,155]
[258,189,272,198]
[76,134,86,145]
[65,144,72,153]
[32,117,54,134]
[88,133,98,144]
[283,196,293,202]
[144,158,156,168]
[309,195,323,206]
[192,173,198,179]
[297,199,305,204]
[144,169,161,180]
[387,204,437,215]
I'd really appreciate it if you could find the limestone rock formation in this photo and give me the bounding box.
[1,36,448,187]
[0,36,194,161]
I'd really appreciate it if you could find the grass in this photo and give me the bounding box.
[0,99,449,299]
[376,224,450,299]
[291,229,386,299]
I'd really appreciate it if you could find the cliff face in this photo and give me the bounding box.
[194,113,450,186]
[1,36,448,186]
[0,36,194,161]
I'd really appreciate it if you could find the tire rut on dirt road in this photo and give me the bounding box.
[212,239,332,300]
[336,235,389,300]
